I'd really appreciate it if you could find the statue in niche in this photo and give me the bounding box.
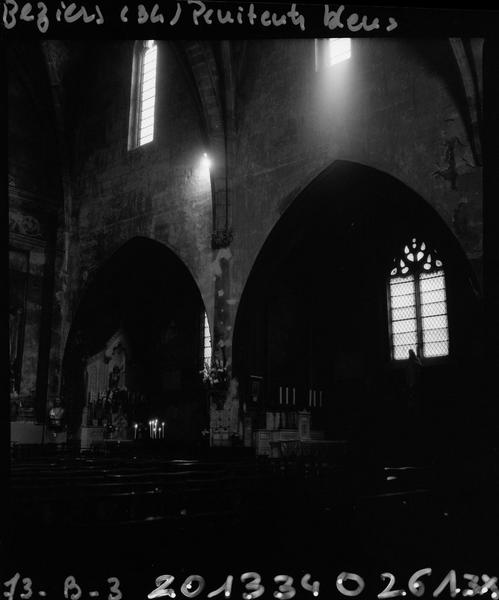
[48,398,66,441]
[106,338,127,390]
[109,365,121,391]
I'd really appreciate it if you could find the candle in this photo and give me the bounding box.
[279,386,282,405]
[286,387,288,405]
[293,388,295,405]
[320,391,323,407]
[162,422,165,439]
[134,423,138,439]
[308,390,311,407]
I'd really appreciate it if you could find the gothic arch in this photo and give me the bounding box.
[62,236,209,440]
[232,160,482,461]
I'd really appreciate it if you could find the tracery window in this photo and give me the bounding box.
[388,238,449,360]
[129,40,157,149]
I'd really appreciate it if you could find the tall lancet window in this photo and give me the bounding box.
[388,238,449,360]
[203,312,212,367]
[129,40,157,149]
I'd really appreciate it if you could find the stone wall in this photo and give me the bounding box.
[8,41,63,421]
[230,38,482,324]
[69,41,214,324]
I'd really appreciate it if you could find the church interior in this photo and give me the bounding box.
[7,36,498,590]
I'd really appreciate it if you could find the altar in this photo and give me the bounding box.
[254,410,321,457]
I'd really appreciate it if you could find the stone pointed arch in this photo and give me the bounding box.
[62,236,210,438]
[232,161,482,459]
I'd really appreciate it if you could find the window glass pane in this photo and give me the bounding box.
[424,341,449,357]
[391,305,417,321]
[138,41,157,147]
[420,288,446,304]
[140,109,155,123]
[392,319,418,334]
[390,277,415,296]
[140,119,154,132]
[393,343,418,360]
[141,91,156,103]
[393,331,418,347]
[423,326,448,343]
[139,127,154,139]
[143,55,157,68]
[390,294,416,309]
[142,74,156,88]
[422,315,448,331]
[421,301,447,317]
[139,126,154,142]
[142,97,155,112]
[390,274,417,360]
[419,272,445,292]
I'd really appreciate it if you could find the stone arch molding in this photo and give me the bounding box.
[238,159,481,310]
[77,235,212,323]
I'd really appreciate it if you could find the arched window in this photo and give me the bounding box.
[128,40,157,149]
[388,237,449,360]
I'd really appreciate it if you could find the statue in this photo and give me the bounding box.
[406,348,423,412]
[48,398,66,442]
[109,365,121,390]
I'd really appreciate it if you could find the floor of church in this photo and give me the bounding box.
[6,443,498,597]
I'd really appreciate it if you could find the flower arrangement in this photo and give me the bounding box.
[200,357,229,388]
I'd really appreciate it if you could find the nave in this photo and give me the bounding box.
[6,444,498,598]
